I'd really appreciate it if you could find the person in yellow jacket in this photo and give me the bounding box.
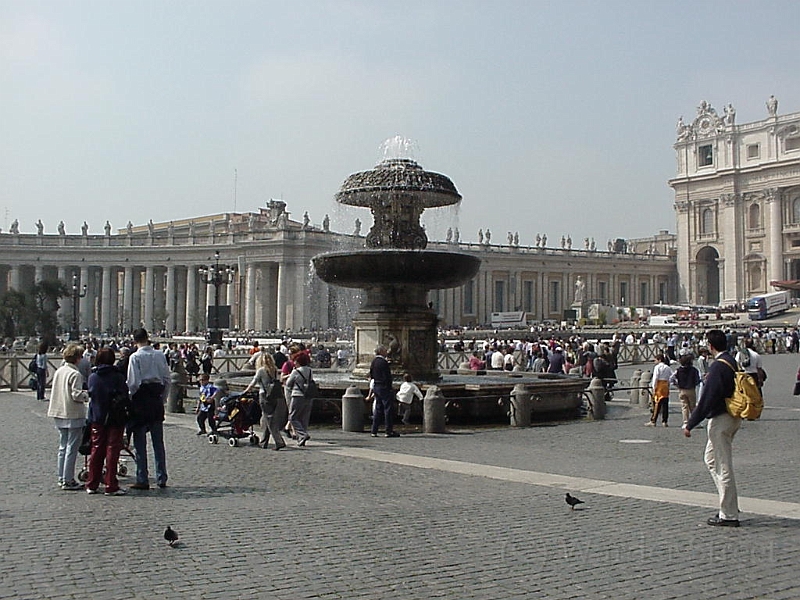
[647,354,672,427]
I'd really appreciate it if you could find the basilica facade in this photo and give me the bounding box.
[1,204,677,338]
[671,97,800,306]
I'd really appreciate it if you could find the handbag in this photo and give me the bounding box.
[793,381,800,396]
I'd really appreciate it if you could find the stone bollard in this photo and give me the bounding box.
[629,369,642,405]
[167,371,184,413]
[423,385,447,433]
[588,377,606,420]
[10,356,19,392]
[341,385,364,432]
[509,384,532,427]
[639,370,652,409]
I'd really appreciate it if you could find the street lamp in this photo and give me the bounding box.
[70,272,87,341]
[198,251,235,346]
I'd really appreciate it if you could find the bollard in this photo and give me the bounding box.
[167,371,184,413]
[10,356,19,392]
[629,369,642,405]
[423,385,447,433]
[639,370,652,409]
[341,385,364,432]
[588,377,606,419]
[509,384,532,427]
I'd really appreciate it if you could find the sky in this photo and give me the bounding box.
[2,0,800,245]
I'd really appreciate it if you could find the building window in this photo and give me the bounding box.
[787,137,800,152]
[598,281,607,305]
[549,280,560,314]
[699,144,713,167]
[746,144,760,159]
[463,280,474,315]
[523,280,534,313]
[748,203,760,230]
[701,208,714,235]
[494,280,505,313]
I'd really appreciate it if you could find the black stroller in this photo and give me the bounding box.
[208,390,262,447]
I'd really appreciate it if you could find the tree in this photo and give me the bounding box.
[0,279,68,346]
[0,290,31,340]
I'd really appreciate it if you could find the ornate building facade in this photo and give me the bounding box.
[0,205,677,337]
[670,97,800,306]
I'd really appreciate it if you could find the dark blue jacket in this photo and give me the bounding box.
[686,352,735,431]
[369,355,392,392]
[87,364,129,425]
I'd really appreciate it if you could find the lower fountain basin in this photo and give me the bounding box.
[313,250,481,290]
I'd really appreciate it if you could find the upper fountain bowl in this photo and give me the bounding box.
[335,158,462,209]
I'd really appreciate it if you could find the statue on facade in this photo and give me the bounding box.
[767,95,778,117]
[302,211,310,229]
[574,276,585,304]
[608,239,613,252]
[508,231,514,245]
[322,214,330,232]
[535,233,541,247]
[147,220,154,236]
[566,235,572,249]
[485,229,491,244]
[104,221,111,236]
[540,234,546,247]
[478,229,483,244]
[513,232,519,246]
[167,221,174,237]
[209,219,216,237]
[58,221,65,236]
[590,238,596,251]
[446,228,453,243]
[127,221,133,235]
[36,219,44,235]
[354,218,361,236]
[10,220,19,234]
[724,103,736,126]
[81,221,89,236]
[277,212,289,229]
[676,116,693,141]
[584,237,590,250]
[454,228,460,243]
[560,235,566,249]
[188,220,195,236]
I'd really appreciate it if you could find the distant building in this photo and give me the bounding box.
[670,98,800,306]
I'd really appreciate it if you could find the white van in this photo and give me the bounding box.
[649,316,677,327]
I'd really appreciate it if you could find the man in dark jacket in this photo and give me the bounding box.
[684,329,740,527]
[369,345,398,438]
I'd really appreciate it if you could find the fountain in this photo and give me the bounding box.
[313,138,481,380]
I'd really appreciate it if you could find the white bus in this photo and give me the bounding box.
[490,311,528,328]
[746,291,791,320]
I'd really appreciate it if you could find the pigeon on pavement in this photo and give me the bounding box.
[565,493,585,510]
[164,526,179,546]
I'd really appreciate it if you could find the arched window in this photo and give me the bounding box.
[749,263,762,292]
[793,197,800,224]
[701,208,714,235]
[748,203,760,230]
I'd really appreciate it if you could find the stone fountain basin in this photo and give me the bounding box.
[313,250,481,290]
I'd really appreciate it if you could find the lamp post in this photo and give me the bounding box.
[70,272,87,341]
[199,251,234,346]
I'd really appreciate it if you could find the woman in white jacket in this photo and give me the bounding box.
[47,343,89,490]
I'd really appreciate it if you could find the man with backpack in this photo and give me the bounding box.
[683,329,740,527]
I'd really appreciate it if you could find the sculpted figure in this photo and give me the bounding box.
[566,235,572,249]
[58,221,66,236]
[81,221,88,236]
[513,232,519,246]
[446,228,453,243]
[167,221,174,237]
[105,221,112,236]
[767,95,778,117]
[127,221,133,235]
[454,228,460,243]
[322,214,330,232]
[354,218,361,236]
[10,219,19,234]
[485,229,491,244]
[574,276,585,304]
[478,229,483,244]
[147,220,154,236]
[540,234,546,247]
[36,220,44,235]
[303,211,310,229]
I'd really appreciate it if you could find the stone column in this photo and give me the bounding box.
[768,189,783,284]
[108,267,119,334]
[186,265,197,333]
[144,266,155,332]
[165,265,176,334]
[9,266,20,291]
[175,267,187,334]
[57,266,67,329]
[131,270,142,328]
[277,262,295,330]
[244,263,256,331]
[227,275,236,329]
[123,266,134,333]
[101,266,111,333]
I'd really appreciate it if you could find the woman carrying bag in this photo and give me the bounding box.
[242,352,287,450]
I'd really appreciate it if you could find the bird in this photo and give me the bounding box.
[565,493,585,510]
[164,526,179,546]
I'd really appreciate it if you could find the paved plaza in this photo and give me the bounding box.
[2,354,800,599]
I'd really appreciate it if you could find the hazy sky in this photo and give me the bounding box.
[2,0,799,245]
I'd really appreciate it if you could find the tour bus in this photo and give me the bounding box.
[490,311,529,328]
[746,291,791,320]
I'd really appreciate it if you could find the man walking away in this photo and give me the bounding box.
[370,346,398,438]
[683,329,740,527]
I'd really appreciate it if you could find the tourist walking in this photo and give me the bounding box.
[34,341,48,401]
[683,329,741,527]
[85,347,129,496]
[47,343,88,491]
[242,353,287,450]
[369,345,398,437]
[285,351,314,446]
[648,354,672,427]
[194,373,218,435]
[670,351,701,428]
[735,338,765,395]
[126,328,171,490]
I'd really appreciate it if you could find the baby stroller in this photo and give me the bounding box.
[77,423,136,482]
[208,390,262,447]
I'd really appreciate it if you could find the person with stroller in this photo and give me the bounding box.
[47,343,89,491]
[127,328,171,490]
[242,352,287,450]
[195,373,218,435]
[285,351,314,446]
[85,347,129,496]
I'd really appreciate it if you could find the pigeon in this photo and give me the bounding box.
[164,526,179,546]
[565,493,584,510]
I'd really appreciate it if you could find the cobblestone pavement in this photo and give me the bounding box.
[2,353,800,599]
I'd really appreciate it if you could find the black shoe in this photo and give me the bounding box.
[707,515,740,527]
[385,431,400,438]
[130,483,150,490]
[157,482,167,489]
[274,444,286,451]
